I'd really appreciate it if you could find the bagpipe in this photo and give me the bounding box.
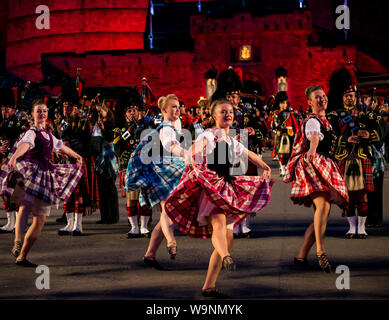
[113,109,151,145]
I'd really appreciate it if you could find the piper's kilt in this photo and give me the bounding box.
[338,158,374,192]
[284,153,348,208]
[164,165,274,239]
[85,155,99,209]
[125,155,185,208]
[73,159,89,196]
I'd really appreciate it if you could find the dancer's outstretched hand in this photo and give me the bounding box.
[7,156,16,170]
[306,148,316,162]
[262,167,271,180]
[76,157,83,167]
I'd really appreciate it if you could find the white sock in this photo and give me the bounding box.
[140,216,150,234]
[60,212,75,232]
[358,216,367,236]
[72,212,83,233]
[128,216,139,234]
[241,216,251,234]
[346,216,357,234]
[1,211,16,231]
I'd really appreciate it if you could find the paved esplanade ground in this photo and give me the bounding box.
[1,151,388,299]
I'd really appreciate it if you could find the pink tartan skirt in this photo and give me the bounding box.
[165,165,274,239]
[285,153,348,208]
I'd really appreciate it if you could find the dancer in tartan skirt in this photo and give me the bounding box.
[126,94,186,269]
[0,100,83,267]
[284,86,349,273]
[165,99,273,298]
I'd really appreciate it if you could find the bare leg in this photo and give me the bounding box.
[209,213,230,259]
[202,229,234,290]
[296,223,315,260]
[311,192,331,255]
[159,201,177,252]
[144,221,164,260]
[14,205,29,243]
[16,214,46,261]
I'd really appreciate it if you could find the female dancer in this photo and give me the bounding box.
[126,94,186,268]
[0,99,83,267]
[283,86,349,272]
[165,99,273,298]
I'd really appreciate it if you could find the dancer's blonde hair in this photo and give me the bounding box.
[158,94,179,111]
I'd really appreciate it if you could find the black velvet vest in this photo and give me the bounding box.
[207,140,236,182]
[308,120,336,158]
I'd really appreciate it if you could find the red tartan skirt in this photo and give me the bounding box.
[285,153,348,208]
[338,158,374,192]
[165,165,274,239]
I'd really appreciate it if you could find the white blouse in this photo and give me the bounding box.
[17,128,63,152]
[196,129,245,157]
[159,125,180,151]
[305,118,324,141]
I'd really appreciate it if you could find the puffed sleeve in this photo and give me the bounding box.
[196,130,216,155]
[51,134,63,152]
[159,126,180,151]
[16,129,36,149]
[305,118,324,141]
[232,138,245,157]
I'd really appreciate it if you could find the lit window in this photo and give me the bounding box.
[240,45,252,61]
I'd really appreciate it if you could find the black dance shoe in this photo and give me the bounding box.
[222,255,236,272]
[241,231,252,238]
[201,288,229,299]
[167,244,177,260]
[141,232,151,238]
[15,258,37,268]
[127,232,141,239]
[72,230,84,236]
[317,253,332,273]
[357,233,368,239]
[11,241,22,258]
[143,257,164,270]
[345,232,357,239]
[58,230,71,236]
[0,228,14,234]
[294,257,312,269]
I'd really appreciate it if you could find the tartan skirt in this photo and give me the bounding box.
[126,156,186,208]
[0,160,83,205]
[338,158,374,192]
[285,153,348,208]
[164,165,274,239]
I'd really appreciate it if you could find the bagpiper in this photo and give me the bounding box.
[114,87,153,238]
[54,85,93,236]
[270,91,299,177]
[327,85,382,239]
[0,87,30,233]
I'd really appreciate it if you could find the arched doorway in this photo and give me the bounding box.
[240,72,266,108]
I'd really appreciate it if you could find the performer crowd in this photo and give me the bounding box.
[0,67,388,298]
